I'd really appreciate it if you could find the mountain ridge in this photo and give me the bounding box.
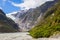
[0,9,19,33]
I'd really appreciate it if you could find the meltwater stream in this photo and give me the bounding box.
[0,32,60,40]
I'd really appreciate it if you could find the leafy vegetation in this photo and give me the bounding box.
[29,1,60,38]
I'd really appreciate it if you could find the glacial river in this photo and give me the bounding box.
[0,32,60,40]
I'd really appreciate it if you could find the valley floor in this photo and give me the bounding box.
[0,32,60,40]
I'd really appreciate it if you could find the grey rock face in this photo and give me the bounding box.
[8,0,58,31]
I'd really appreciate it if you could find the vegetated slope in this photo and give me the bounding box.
[29,1,60,38]
[0,9,19,33]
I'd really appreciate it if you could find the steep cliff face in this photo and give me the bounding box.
[0,9,19,33]
[29,0,60,38]
[6,0,58,31]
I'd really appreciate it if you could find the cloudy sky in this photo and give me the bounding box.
[0,0,53,14]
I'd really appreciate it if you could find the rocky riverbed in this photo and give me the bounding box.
[0,32,60,40]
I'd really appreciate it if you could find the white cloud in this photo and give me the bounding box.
[9,0,53,10]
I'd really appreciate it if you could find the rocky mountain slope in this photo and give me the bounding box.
[29,0,60,38]
[0,9,19,33]
[6,0,58,31]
